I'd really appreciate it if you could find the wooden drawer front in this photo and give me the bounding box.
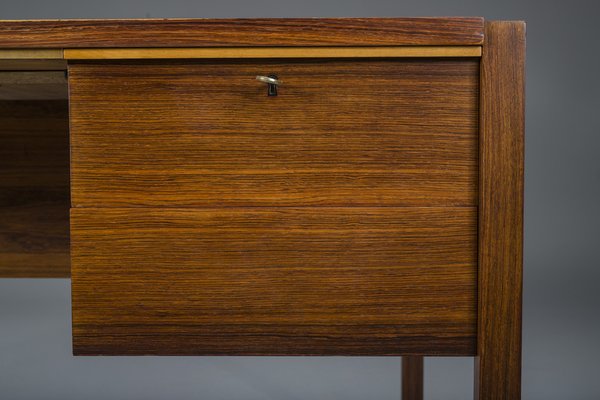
[71,207,477,355]
[69,59,479,207]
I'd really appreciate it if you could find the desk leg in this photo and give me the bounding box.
[402,356,423,400]
[476,20,525,400]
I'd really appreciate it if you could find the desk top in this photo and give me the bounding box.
[0,17,484,48]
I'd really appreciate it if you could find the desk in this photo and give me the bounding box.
[0,18,524,399]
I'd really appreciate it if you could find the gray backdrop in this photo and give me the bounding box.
[1,0,599,399]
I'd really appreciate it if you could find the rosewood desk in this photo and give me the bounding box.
[0,18,524,399]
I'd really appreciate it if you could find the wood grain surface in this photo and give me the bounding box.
[0,18,484,48]
[0,100,70,277]
[476,21,525,399]
[71,207,477,355]
[69,59,479,208]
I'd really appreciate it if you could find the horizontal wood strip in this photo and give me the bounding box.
[64,46,481,60]
[69,59,479,207]
[0,49,66,71]
[0,18,484,48]
[0,49,63,59]
[71,207,477,355]
[0,100,70,278]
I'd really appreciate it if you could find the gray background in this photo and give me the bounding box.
[1,0,598,399]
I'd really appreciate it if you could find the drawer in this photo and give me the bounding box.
[69,59,479,207]
[71,207,477,355]
[69,57,480,356]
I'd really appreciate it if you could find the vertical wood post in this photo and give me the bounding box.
[476,20,525,400]
[402,356,424,400]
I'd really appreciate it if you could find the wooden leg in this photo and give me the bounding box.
[476,21,525,400]
[402,356,423,400]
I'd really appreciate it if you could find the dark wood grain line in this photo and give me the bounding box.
[475,21,525,400]
[402,356,424,400]
[0,100,70,277]
[0,18,484,48]
[71,207,477,355]
[69,59,479,208]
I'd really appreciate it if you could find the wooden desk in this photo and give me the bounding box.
[0,18,524,399]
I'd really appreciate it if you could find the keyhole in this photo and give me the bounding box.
[267,74,278,97]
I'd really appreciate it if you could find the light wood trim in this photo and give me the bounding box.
[0,49,63,59]
[64,46,481,60]
[0,49,66,70]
